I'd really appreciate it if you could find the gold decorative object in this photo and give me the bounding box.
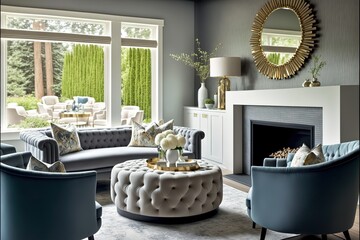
[302,79,311,87]
[146,158,200,171]
[309,78,321,87]
[308,55,326,87]
[210,57,241,110]
[217,77,230,109]
[250,0,317,79]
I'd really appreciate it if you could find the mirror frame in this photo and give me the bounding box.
[250,0,317,79]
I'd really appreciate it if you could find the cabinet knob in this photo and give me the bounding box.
[202,114,208,118]
[194,113,198,117]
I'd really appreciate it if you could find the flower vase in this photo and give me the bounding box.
[198,82,208,108]
[213,94,218,109]
[166,149,179,167]
[309,78,321,87]
[302,79,311,87]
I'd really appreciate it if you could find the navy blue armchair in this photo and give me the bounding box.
[246,140,359,240]
[0,142,16,155]
[0,152,102,240]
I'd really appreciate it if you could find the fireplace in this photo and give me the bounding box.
[251,120,315,167]
[222,86,358,186]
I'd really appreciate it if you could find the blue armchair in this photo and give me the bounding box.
[0,152,102,240]
[0,142,16,155]
[246,140,359,240]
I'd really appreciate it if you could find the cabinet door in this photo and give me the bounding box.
[208,114,223,163]
[184,110,200,129]
[200,112,210,159]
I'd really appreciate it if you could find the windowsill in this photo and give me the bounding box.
[1,126,51,140]
[1,129,22,140]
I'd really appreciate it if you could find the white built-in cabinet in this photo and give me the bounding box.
[183,107,225,164]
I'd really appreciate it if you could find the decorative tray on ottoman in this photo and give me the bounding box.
[146,157,200,171]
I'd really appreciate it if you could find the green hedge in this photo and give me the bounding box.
[62,44,104,101]
[121,48,151,120]
[7,95,39,110]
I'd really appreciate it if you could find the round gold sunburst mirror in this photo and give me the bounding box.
[250,0,317,79]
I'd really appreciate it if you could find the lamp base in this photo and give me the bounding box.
[217,77,230,110]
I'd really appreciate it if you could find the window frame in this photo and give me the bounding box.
[1,5,164,138]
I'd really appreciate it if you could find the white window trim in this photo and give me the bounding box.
[1,5,164,139]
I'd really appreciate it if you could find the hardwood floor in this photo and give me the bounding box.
[223,174,360,240]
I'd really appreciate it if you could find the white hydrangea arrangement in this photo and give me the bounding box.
[155,130,186,159]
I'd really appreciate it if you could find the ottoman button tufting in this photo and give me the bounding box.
[110,159,223,222]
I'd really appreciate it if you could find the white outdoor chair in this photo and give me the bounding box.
[6,106,50,126]
[121,106,144,125]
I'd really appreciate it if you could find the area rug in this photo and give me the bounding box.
[93,183,296,240]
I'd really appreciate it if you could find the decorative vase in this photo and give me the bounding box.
[205,104,214,109]
[166,149,179,167]
[310,78,321,87]
[198,82,208,108]
[302,79,311,87]
[213,94,218,109]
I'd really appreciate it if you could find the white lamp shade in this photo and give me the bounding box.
[210,57,241,77]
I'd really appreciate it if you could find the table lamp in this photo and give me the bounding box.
[210,57,241,110]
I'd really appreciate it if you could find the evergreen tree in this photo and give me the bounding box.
[61,44,104,101]
[6,17,103,99]
[121,47,152,120]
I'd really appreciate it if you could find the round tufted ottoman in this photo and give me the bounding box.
[110,159,223,223]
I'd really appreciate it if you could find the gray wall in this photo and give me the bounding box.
[2,0,359,125]
[195,0,360,97]
[1,0,195,126]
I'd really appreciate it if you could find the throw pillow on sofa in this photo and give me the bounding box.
[128,119,174,147]
[290,143,325,167]
[27,156,66,172]
[50,123,82,156]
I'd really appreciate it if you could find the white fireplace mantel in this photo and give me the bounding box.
[222,85,359,173]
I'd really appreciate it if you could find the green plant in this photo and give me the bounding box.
[17,117,50,129]
[6,95,39,110]
[62,44,104,101]
[309,55,326,79]
[267,53,280,65]
[204,98,215,104]
[170,38,221,82]
[121,47,152,121]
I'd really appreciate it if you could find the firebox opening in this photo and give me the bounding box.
[251,120,315,167]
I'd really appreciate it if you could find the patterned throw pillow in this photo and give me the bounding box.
[128,119,174,147]
[26,156,66,173]
[77,97,88,104]
[290,143,325,167]
[50,123,82,156]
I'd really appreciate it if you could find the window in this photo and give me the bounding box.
[1,6,163,132]
[261,28,301,65]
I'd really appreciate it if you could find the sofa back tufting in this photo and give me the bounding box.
[20,126,205,174]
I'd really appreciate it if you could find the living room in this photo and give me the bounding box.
[1,0,359,240]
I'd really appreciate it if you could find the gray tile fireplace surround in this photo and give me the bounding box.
[222,86,359,174]
[242,106,322,175]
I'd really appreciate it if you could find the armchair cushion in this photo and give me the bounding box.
[51,123,82,156]
[26,156,66,172]
[290,143,325,167]
[128,119,174,147]
[77,97,88,104]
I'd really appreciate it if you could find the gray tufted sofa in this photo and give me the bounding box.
[20,126,205,180]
